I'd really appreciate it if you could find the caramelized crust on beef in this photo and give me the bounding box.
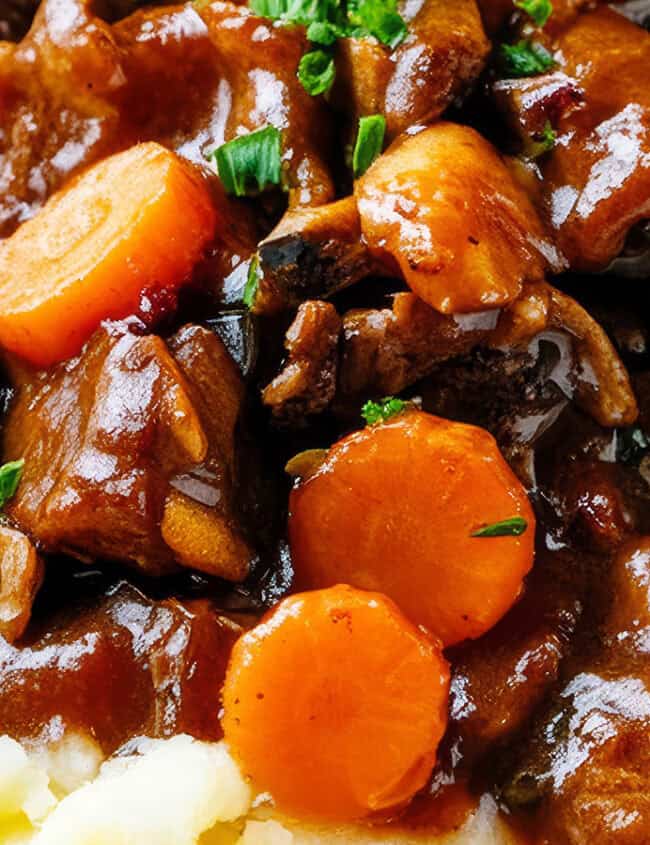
[0,524,43,643]
[3,322,252,581]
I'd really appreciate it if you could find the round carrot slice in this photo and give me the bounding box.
[289,410,535,646]
[222,584,449,822]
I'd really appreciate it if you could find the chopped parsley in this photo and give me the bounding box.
[361,396,408,425]
[249,0,407,96]
[352,114,386,178]
[211,126,282,197]
[0,459,24,510]
[298,49,336,95]
[514,0,553,27]
[347,0,407,49]
[526,120,557,158]
[471,517,528,538]
[500,40,555,77]
[616,426,650,466]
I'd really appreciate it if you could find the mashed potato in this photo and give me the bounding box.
[0,734,518,845]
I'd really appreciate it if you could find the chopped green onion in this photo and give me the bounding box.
[212,126,282,197]
[361,396,408,425]
[352,114,386,178]
[500,40,555,77]
[514,0,553,27]
[243,255,261,308]
[471,517,528,538]
[0,459,24,509]
[298,49,336,95]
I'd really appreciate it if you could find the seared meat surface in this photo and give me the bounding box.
[0,0,648,841]
[3,322,252,580]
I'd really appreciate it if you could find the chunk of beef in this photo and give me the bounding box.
[3,322,252,580]
[0,0,333,238]
[449,550,584,767]
[494,8,650,270]
[0,523,43,643]
[332,0,490,140]
[0,581,244,752]
[251,124,564,315]
[262,301,341,427]
[338,283,637,429]
[505,538,650,845]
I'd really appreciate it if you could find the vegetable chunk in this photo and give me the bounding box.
[0,143,216,367]
[222,585,450,822]
[289,410,535,646]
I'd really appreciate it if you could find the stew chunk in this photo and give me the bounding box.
[290,410,535,645]
[3,322,252,580]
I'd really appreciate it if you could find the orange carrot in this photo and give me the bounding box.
[222,584,450,822]
[289,410,535,646]
[0,143,216,368]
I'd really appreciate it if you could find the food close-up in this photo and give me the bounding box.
[0,0,648,842]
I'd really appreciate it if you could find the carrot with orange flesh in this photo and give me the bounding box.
[222,584,450,823]
[289,410,535,647]
[0,143,216,368]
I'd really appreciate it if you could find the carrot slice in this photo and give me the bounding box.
[222,584,450,822]
[289,410,535,646]
[0,143,216,368]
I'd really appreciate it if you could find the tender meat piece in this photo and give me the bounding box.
[0,523,43,643]
[254,198,377,315]
[449,550,583,765]
[505,539,650,845]
[253,124,563,315]
[355,123,564,314]
[337,283,637,429]
[339,292,498,398]
[3,322,252,580]
[0,0,332,237]
[494,8,650,270]
[262,302,341,427]
[0,581,244,752]
[333,0,490,140]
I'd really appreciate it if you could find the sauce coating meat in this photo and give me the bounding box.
[0,0,648,841]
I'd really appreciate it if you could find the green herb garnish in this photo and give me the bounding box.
[249,0,334,24]
[514,0,553,27]
[298,49,336,95]
[471,517,528,538]
[243,255,261,308]
[212,126,282,197]
[352,114,386,178]
[361,396,408,425]
[526,120,557,158]
[347,0,407,48]
[0,459,24,509]
[501,40,555,77]
[616,426,650,466]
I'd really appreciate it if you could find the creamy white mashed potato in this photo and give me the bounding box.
[0,734,518,845]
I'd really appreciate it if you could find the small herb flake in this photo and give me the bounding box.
[526,120,557,158]
[471,517,528,538]
[347,0,408,48]
[361,396,408,426]
[0,459,24,510]
[514,0,553,27]
[298,49,336,95]
[352,114,386,178]
[211,126,282,197]
[243,255,261,309]
[501,40,555,77]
